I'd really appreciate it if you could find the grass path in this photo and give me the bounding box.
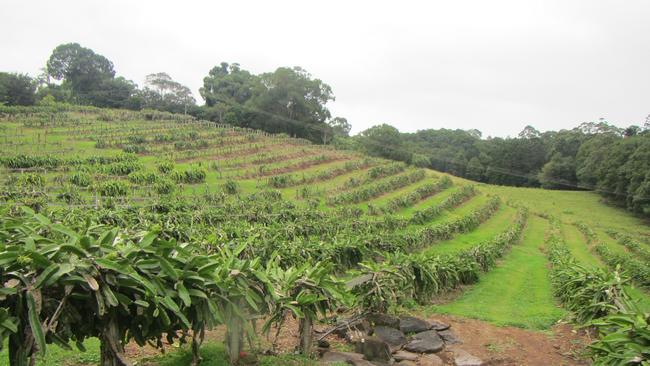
[431,216,565,329]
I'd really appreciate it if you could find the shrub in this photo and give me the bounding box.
[154,179,176,195]
[128,171,159,185]
[104,161,142,176]
[97,180,130,197]
[157,161,174,174]
[223,180,239,195]
[17,173,44,187]
[171,168,206,184]
[70,171,92,187]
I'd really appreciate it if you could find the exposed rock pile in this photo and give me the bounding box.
[319,315,483,366]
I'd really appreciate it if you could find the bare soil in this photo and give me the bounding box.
[124,313,591,365]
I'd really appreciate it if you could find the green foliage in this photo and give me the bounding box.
[328,170,425,205]
[127,171,159,185]
[576,223,650,289]
[17,173,44,188]
[546,220,630,323]
[69,171,92,187]
[350,207,528,309]
[223,180,239,195]
[383,176,452,213]
[171,168,206,184]
[97,180,130,197]
[103,161,142,176]
[1,155,61,169]
[0,73,36,106]
[589,301,650,366]
[157,161,175,174]
[410,185,476,224]
[154,179,176,195]
[265,262,348,354]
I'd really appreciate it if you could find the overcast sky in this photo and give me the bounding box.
[1,0,649,137]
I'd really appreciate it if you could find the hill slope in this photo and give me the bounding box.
[1,106,649,365]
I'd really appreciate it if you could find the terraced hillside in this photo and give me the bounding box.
[1,106,649,365]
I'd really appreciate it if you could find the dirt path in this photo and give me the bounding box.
[420,314,591,366]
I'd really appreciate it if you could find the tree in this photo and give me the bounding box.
[86,77,140,109]
[328,117,351,137]
[0,73,36,106]
[249,67,334,141]
[143,72,196,113]
[321,117,351,144]
[357,124,410,162]
[538,153,578,189]
[46,43,115,98]
[623,125,641,137]
[518,125,541,139]
[200,62,258,109]
[466,157,485,181]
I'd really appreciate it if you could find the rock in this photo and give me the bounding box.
[396,361,417,366]
[393,350,418,362]
[403,330,444,353]
[399,316,431,333]
[367,313,400,329]
[419,354,444,366]
[373,326,407,352]
[354,336,393,363]
[321,351,370,365]
[334,317,369,338]
[452,348,483,366]
[429,320,450,331]
[318,339,330,348]
[438,329,461,344]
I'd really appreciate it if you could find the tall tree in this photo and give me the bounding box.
[46,43,115,98]
[143,72,196,113]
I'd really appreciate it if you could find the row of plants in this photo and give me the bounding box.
[409,185,477,225]
[327,169,426,205]
[349,206,528,311]
[0,153,138,170]
[605,229,650,263]
[575,223,650,289]
[341,162,407,190]
[239,153,341,179]
[544,219,649,365]
[379,176,453,214]
[267,158,376,189]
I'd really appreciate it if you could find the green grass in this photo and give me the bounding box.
[0,340,330,366]
[562,223,602,268]
[0,339,101,366]
[430,216,566,329]
[486,184,649,234]
[140,342,326,366]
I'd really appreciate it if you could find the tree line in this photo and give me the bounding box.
[343,121,650,217]
[0,43,350,143]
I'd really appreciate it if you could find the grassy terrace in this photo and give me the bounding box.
[423,204,517,255]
